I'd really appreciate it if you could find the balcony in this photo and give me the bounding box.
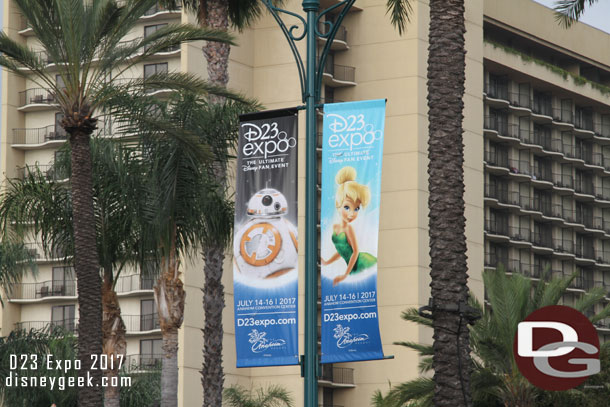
[484,218,508,236]
[484,79,508,101]
[532,94,552,118]
[18,88,58,111]
[12,125,67,149]
[123,314,160,333]
[575,245,595,260]
[568,275,585,290]
[508,159,531,177]
[16,165,69,182]
[484,252,508,269]
[143,2,181,18]
[116,37,180,59]
[552,173,573,190]
[484,150,509,169]
[508,92,532,110]
[509,226,531,243]
[9,279,76,301]
[574,179,595,196]
[22,242,69,261]
[115,274,155,294]
[552,107,573,125]
[531,232,552,249]
[483,115,509,136]
[596,251,610,265]
[318,23,348,50]
[123,353,162,372]
[507,259,532,276]
[15,319,78,334]
[553,238,574,255]
[319,365,355,388]
[323,60,356,87]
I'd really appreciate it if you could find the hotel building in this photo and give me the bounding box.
[0,0,608,406]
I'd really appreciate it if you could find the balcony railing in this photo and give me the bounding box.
[484,218,508,236]
[484,150,509,168]
[509,92,532,109]
[508,159,531,176]
[568,275,584,289]
[323,61,356,83]
[483,115,508,134]
[22,242,69,259]
[509,227,530,242]
[320,365,354,385]
[144,2,182,16]
[10,279,76,300]
[123,353,162,372]
[484,252,508,269]
[12,125,67,145]
[485,80,508,100]
[553,238,574,254]
[532,232,552,248]
[507,259,532,276]
[575,245,595,260]
[553,173,573,189]
[574,179,595,196]
[123,314,160,332]
[19,88,57,107]
[15,319,78,333]
[318,22,347,42]
[532,96,552,117]
[596,251,610,264]
[552,107,573,124]
[114,274,155,293]
[16,165,69,182]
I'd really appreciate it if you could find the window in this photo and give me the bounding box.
[144,62,168,79]
[144,24,176,52]
[52,305,75,331]
[140,339,162,367]
[52,267,75,296]
[140,299,158,331]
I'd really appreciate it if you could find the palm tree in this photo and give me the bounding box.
[223,385,294,407]
[0,140,151,407]
[0,0,235,404]
[372,269,610,407]
[0,241,36,303]
[388,0,471,405]
[554,0,599,27]
[126,94,248,407]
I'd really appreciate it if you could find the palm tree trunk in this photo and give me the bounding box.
[201,1,230,406]
[69,129,103,407]
[201,245,224,407]
[155,253,185,407]
[427,1,472,406]
[101,273,126,407]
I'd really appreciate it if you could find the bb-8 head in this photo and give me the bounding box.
[234,189,298,279]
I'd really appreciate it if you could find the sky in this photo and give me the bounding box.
[534,0,610,33]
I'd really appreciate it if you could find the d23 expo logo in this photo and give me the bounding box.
[513,305,600,391]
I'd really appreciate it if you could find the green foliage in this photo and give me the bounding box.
[385,0,413,36]
[119,369,161,407]
[373,269,610,407]
[0,241,37,304]
[554,1,600,28]
[0,329,79,407]
[484,38,610,96]
[223,384,294,407]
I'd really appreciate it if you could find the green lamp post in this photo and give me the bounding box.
[261,1,356,406]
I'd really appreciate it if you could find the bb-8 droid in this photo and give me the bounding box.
[234,188,298,279]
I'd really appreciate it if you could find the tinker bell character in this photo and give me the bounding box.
[321,166,377,286]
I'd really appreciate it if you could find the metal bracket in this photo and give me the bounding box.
[261,0,356,103]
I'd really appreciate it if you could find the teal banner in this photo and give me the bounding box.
[320,99,386,363]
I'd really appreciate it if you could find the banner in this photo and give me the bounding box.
[320,99,386,363]
[233,108,299,367]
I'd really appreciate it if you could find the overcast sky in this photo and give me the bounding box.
[534,0,610,33]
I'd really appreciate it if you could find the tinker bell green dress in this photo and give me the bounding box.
[331,232,377,274]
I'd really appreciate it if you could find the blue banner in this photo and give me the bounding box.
[320,99,386,363]
[233,109,299,367]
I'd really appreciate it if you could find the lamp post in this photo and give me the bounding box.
[261,1,356,406]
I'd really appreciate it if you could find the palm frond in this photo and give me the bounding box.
[385,0,413,36]
[401,307,433,327]
[554,0,599,28]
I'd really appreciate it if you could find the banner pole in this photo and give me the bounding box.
[303,1,320,406]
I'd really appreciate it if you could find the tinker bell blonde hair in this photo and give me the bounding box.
[335,166,370,208]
